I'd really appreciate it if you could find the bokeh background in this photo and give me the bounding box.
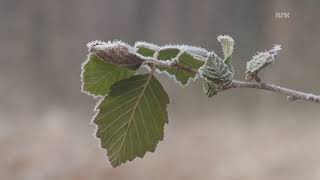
[1,0,320,179]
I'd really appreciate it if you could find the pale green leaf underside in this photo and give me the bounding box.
[94,74,169,167]
[246,45,281,74]
[246,52,274,73]
[217,35,234,65]
[82,54,135,96]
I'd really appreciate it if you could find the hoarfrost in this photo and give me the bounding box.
[246,44,282,74]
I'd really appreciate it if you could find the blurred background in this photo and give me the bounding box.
[1,0,320,179]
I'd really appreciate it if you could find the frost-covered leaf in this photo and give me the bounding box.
[135,42,160,57]
[87,40,143,70]
[156,47,205,86]
[184,47,209,61]
[155,47,180,78]
[157,47,180,60]
[203,79,218,97]
[94,74,169,167]
[175,52,205,84]
[217,35,234,65]
[200,53,233,97]
[199,53,234,84]
[81,54,135,97]
[246,44,282,75]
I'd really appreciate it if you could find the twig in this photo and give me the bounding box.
[146,57,320,103]
[228,80,320,103]
[143,57,197,76]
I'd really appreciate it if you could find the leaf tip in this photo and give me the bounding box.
[217,35,235,62]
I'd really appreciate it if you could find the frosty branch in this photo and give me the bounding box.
[81,35,320,167]
[145,56,320,103]
[132,43,320,103]
[229,80,320,103]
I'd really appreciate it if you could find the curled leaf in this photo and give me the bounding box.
[87,40,143,70]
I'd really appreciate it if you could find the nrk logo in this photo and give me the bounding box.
[275,12,290,19]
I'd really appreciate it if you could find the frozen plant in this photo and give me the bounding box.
[81,36,320,167]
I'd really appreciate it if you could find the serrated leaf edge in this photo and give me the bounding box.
[91,74,169,167]
[80,53,102,98]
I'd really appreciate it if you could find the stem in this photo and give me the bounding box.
[229,80,320,103]
[143,57,198,76]
[146,58,320,104]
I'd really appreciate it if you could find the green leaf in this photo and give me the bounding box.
[156,47,205,86]
[175,52,205,84]
[94,74,170,167]
[135,42,159,57]
[199,53,233,84]
[136,47,155,57]
[81,54,135,97]
[157,47,180,60]
[156,48,183,83]
[156,48,180,74]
